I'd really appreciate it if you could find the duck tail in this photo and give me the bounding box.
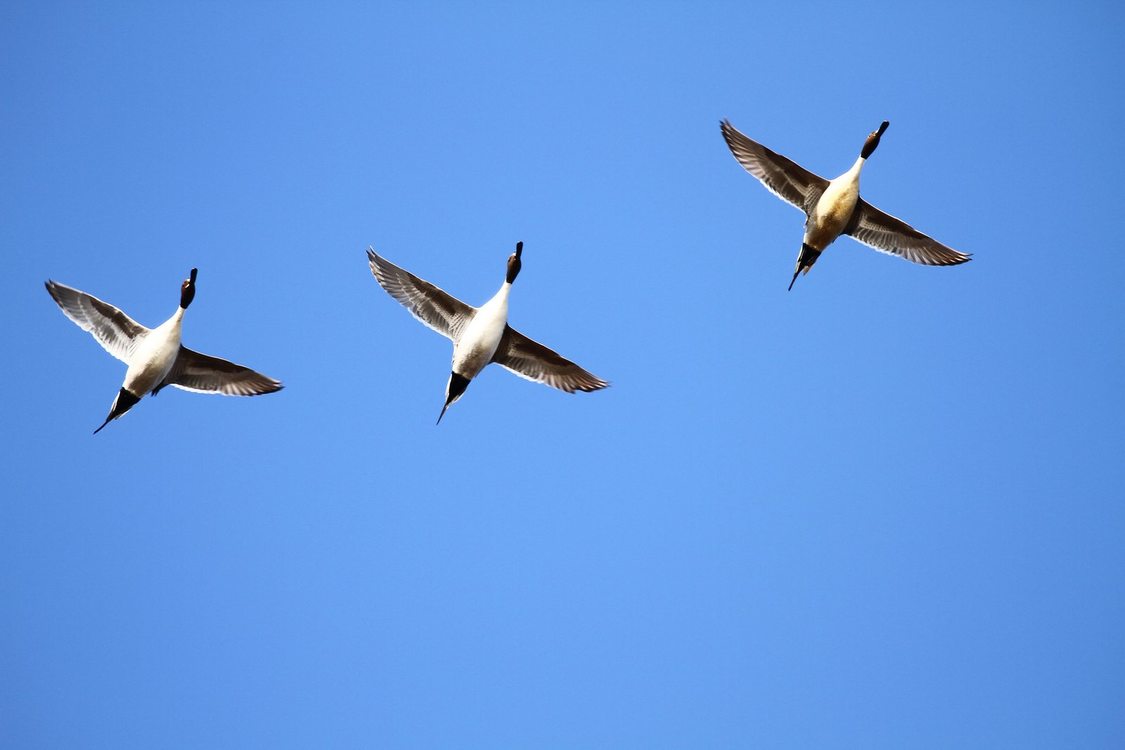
[93,388,140,435]
[788,244,822,291]
[436,372,471,425]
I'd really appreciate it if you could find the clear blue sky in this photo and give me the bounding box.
[3,2,1123,747]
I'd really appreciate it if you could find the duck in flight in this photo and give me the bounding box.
[367,242,608,424]
[46,268,283,434]
[720,119,971,290]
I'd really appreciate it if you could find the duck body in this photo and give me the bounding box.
[367,241,608,424]
[452,283,510,381]
[46,267,283,434]
[807,159,863,251]
[123,309,184,397]
[720,119,970,290]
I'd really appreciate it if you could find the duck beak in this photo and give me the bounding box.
[189,268,198,284]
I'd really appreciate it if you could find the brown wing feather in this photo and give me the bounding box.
[162,346,283,396]
[845,199,972,266]
[367,248,474,340]
[491,326,608,393]
[720,119,829,214]
[45,280,149,363]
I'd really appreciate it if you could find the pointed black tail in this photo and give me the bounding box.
[788,244,823,291]
[436,372,471,425]
[93,388,140,435]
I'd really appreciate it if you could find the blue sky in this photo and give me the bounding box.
[3,1,1124,747]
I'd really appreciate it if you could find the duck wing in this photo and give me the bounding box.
[845,199,972,266]
[161,347,283,396]
[367,248,474,340]
[491,326,608,394]
[45,280,149,363]
[720,119,828,214]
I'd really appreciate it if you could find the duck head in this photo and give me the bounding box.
[180,268,198,309]
[506,241,523,284]
[861,121,890,159]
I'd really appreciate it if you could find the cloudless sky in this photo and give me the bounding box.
[3,1,1124,747]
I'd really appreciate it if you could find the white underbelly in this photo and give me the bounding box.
[124,334,180,394]
[806,181,859,250]
[452,341,498,379]
[453,308,505,377]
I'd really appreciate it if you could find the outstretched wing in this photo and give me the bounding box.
[161,346,283,396]
[720,119,829,214]
[367,248,474,340]
[45,280,149,363]
[492,325,608,394]
[845,199,972,266]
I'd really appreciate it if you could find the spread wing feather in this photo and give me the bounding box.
[492,326,608,394]
[45,280,149,363]
[162,346,283,396]
[845,199,972,266]
[720,119,829,214]
[367,248,474,340]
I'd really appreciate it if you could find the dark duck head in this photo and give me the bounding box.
[180,268,198,309]
[506,241,523,284]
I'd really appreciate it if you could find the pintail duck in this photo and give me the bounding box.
[720,119,971,290]
[367,242,608,424]
[46,268,283,434]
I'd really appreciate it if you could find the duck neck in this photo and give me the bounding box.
[495,280,512,303]
[841,155,866,186]
[482,280,511,314]
[156,305,186,341]
[164,306,186,334]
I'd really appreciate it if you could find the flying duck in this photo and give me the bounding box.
[720,119,971,290]
[45,268,283,434]
[367,242,608,424]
